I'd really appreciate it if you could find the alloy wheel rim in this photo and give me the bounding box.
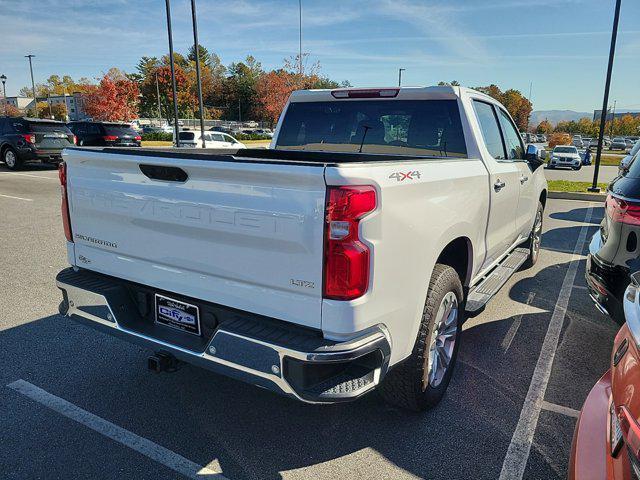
[532,209,543,259]
[5,151,15,168]
[424,291,458,389]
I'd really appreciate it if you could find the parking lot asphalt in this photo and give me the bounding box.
[543,163,619,183]
[0,164,618,480]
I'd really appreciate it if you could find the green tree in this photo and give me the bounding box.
[188,44,211,68]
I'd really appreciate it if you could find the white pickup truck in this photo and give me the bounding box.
[56,86,547,411]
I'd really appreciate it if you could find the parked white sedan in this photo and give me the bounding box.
[174,130,247,149]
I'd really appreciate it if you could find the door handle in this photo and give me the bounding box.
[520,175,529,184]
[494,180,506,192]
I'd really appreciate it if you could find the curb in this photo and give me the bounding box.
[548,191,606,202]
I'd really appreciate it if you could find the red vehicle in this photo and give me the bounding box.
[570,272,640,478]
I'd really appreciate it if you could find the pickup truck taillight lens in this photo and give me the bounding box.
[606,193,640,225]
[323,186,376,300]
[21,134,36,144]
[58,162,73,242]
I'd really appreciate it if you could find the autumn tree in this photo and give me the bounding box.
[20,74,92,97]
[35,101,67,120]
[535,120,553,134]
[82,73,139,121]
[2,104,21,117]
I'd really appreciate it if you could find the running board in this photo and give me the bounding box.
[466,247,529,313]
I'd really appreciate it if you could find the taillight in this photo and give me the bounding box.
[619,406,640,459]
[72,135,77,145]
[606,193,640,225]
[323,186,377,300]
[134,135,142,141]
[21,134,36,144]
[58,162,73,242]
[103,135,118,142]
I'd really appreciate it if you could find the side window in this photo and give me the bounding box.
[203,134,212,142]
[223,134,237,143]
[473,101,505,160]
[88,124,101,135]
[0,119,6,135]
[211,133,225,142]
[497,109,524,160]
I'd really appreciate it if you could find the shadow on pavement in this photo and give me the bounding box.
[549,208,603,225]
[0,222,616,480]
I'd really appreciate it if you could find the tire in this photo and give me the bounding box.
[572,165,581,171]
[523,201,544,269]
[3,147,22,170]
[547,165,554,169]
[379,264,463,411]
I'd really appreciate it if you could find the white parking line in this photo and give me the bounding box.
[501,292,536,352]
[499,205,594,480]
[0,172,58,180]
[7,380,226,479]
[0,193,33,201]
[541,400,580,419]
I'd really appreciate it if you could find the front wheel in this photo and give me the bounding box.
[379,264,463,411]
[523,202,544,269]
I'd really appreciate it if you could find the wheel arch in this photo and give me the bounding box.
[435,237,473,287]
[539,189,547,209]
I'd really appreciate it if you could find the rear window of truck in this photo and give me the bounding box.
[276,99,467,157]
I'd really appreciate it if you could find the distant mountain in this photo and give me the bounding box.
[530,110,591,126]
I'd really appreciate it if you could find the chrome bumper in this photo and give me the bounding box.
[56,268,391,404]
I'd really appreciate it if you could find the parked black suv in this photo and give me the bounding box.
[68,121,141,147]
[587,155,640,322]
[0,117,75,170]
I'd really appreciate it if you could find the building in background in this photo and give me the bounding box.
[1,92,88,120]
[593,109,640,121]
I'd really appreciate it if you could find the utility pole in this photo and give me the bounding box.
[398,68,405,87]
[155,72,162,122]
[238,98,241,123]
[164,0,181,147]
[590,0,622,192]
[47,90,52,118]
[299,0,303,75]
[25,54,37,117]
[190,0,207,148]
[0,75,6,116]
[609,100,617,138]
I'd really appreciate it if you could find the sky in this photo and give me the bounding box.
[0,0,638,113]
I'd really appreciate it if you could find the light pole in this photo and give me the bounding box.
[398,68,405,87]
[299,0,303,75]
[590,0,622,192]
[190,0,206,148]
[155,71,162,122]
[164,0,181,147]
[25,54,37,117]
[0,75,6,116]
[609,100,617,138]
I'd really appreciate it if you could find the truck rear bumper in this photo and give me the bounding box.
[56,267,391,404]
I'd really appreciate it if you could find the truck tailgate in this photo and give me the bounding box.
[64,149,326,328]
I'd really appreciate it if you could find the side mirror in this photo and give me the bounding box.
[525,144,544,169]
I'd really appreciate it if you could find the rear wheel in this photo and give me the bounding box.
[379,264,463,411]
[523,202,544,269]
[3,148,22,170]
